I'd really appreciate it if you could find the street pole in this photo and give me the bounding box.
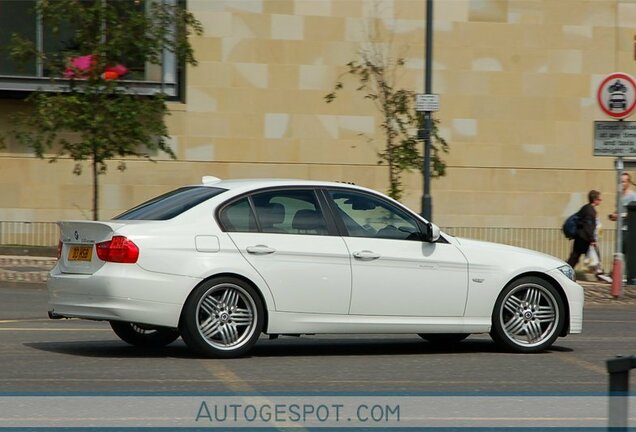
[611,157,624,297]
[421,0,433,221]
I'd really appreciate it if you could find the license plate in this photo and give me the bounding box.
[68,245,93,262]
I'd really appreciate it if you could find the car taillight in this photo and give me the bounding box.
[57,240,62,260]
[96,236,139,263]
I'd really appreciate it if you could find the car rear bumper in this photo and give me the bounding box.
[47,264,199,328]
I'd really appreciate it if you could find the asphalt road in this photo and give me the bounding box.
[1,282,635,394]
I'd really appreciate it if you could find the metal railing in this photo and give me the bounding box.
[0,221,59,247]
[442,226,616,273]
[0,221,618,270]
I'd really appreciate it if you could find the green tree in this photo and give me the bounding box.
[325,46,448,201]
[9,0,203,220]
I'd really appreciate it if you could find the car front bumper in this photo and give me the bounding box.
[549,268,584,334]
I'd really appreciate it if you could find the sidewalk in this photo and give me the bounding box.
[578,280,636,305]
[0,255,634,305]
[0,255,57,283]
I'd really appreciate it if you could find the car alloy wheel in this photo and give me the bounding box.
[180,277,264,358]
[490,276,565,353]
[110,321,180,347]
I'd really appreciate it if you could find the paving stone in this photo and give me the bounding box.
[0,255,56,284]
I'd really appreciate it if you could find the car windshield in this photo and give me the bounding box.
[114,186,226,220]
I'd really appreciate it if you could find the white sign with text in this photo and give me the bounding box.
[594,121,636,156]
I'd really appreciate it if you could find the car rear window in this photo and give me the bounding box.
[114,187,226,220]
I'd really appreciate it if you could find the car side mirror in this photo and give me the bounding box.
[423,222,441,242]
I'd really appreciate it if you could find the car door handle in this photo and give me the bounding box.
[353,250,381,261]
[246,245,276,255]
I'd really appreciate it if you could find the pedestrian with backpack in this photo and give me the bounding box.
[566,190,603,274]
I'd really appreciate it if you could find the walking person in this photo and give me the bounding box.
[608,172,636,272]
[567,190,602,272]
[587,220,612,283]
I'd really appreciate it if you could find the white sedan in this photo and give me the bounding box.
[48,177,583,357]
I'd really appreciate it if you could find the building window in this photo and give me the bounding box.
[0,0,179,97]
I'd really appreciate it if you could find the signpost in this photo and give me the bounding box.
[596,72,636,297]
[417,92,438,222]
[419,0,435,222]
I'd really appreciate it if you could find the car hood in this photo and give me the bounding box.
[451,236,566,271]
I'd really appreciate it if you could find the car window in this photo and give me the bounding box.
[114,187,226,220]
[327,190,420,240]
[251,190,327,235]
[218,198,258,232]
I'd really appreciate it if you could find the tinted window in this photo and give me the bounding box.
[0,1,36,76]
[328,190,420,240]
[114,187,226,220]
[252,190,327,235]
[218,198,258,232]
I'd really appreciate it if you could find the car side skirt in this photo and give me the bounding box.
[266,312,491,334]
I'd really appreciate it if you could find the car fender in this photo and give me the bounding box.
[194,264,277,312]
[451,237,569,318]
[121,226,277,311]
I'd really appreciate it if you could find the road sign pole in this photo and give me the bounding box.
[612,157,624,297]
[595,73,636,297]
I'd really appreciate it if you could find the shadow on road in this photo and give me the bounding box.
[25,336,571,358]
[24,340,197,359]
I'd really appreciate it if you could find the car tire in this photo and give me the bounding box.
[180,277,264,358]
[110,321,180,347]
[418,333,470,345]
[490,276,565,353]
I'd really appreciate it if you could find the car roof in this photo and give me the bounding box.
[197,177,371,194]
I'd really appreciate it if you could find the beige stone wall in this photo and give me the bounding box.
[0,0,633,229]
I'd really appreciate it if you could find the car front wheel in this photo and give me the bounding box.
[490,276,565,353]
[180,277,264,358]
[110,321,180,347]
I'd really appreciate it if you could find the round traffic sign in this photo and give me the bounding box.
[597,72,636,119]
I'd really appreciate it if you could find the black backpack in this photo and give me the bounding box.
[562,212,580,239]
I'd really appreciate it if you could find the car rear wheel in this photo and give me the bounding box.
[180,277,264,358]
[418,333,470,345]
[490,276,565,353]
[110,321,180,347]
